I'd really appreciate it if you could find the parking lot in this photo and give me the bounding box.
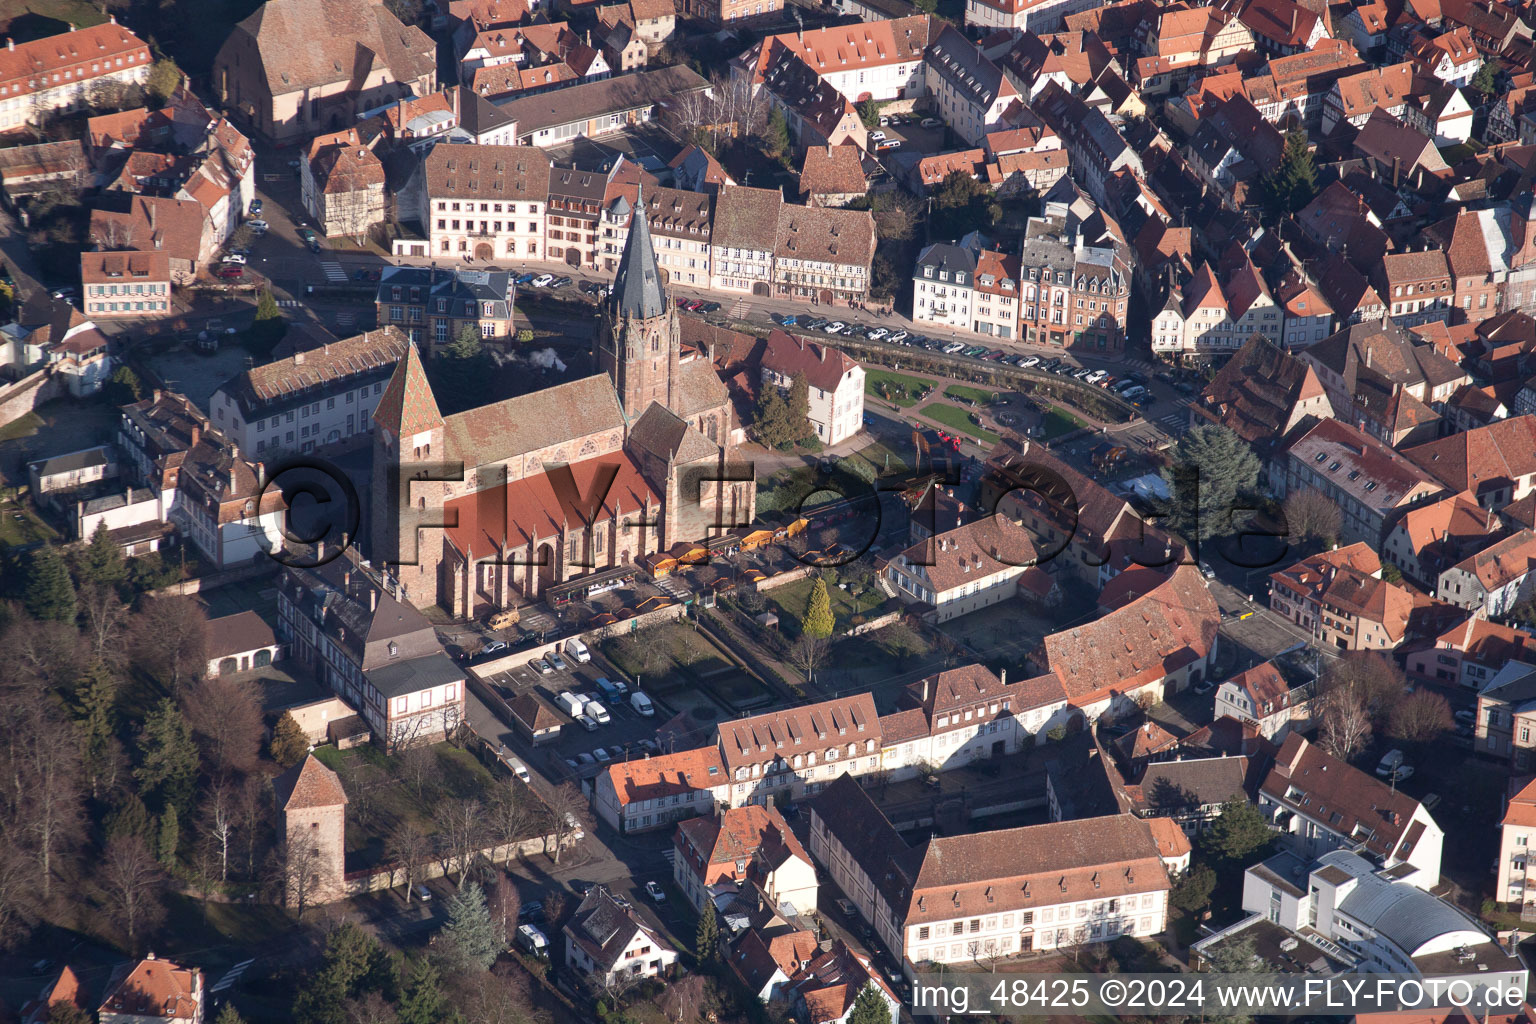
[474,645,676,784]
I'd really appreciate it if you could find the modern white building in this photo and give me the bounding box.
[565,885,679,986]
[757,331,865,446]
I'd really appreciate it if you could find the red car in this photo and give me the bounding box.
[685,299,705,312]
[218,265,245,280]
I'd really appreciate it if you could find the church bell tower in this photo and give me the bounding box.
[596,184,681,418]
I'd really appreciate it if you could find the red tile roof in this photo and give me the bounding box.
[98,955,201,1021]
[272,755,348,811]
[0,21,150,98]
[605,746,725,806]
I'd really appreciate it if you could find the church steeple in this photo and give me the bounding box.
[610,182,666,320]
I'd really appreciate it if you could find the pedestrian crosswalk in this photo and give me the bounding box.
[728,298,749,319]
[335,311,357,328]
[278,299,301,308]
[320,261,347,283]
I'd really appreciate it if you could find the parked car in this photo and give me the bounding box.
[414,884,432,901]
[697,301,720,313]
[804,318,829,331]
[645,881,666,903]
[824,321,847,334]
[876,140,901,150]
[546,650,567,671]
[531,274,554,287]
[479,641,509,657]
[1020,355,1041,367]
[515,923,549,956]
[519,901,545,922]
[1454,709,1476,725]
[306,238,322,253]
[222,253,247,265]
[942,341,967,354]
[516,272,537,285]
[247,219,269,234]
[575,752,595,766]
[592,747,612,764]
[531,658,552,675]
[888,330,909,343]
[774,312,798,325]
[1375,750,1407,777]
[248,198,263,217]
[920,117,942,128]
[217,266,245,280]
[550,276,572,288]
[866,327,889,340]
[298,227,317,243]
[870,130,886,142]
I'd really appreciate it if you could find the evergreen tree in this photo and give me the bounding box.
[848,984,892,1024]
[437,325,495,409]
[1170,862,1218,913]
[802,577,834,640]
[1158,423,1261,540]
[397,959,452,1024]
[135,698,199,813]
[1202,798,1275,866]
[79,520,128,588]
[157,805,180,865]
[1472,60,1499,96]
[41,1003,94,1024]
[104,791,152,844]
[270,711,310,767]
[752,386,796,449]
[858,99,879,128]
[764,108,791,160]
[248,289,287,358]
[695,900,720,965]
[1263,129,1318,215]
[786,371,814,444]
[24,545,76,622]
[436,881,501,973]
[106,365,143,406]
[213,1005,249,1024]
[294,921,397,1024]
[145,58,182,106]
[74,660,121,799]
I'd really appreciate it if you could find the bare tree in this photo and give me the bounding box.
[490,872,521,941]
[396,742,438,800]
[100,835,165,950]
[201,783,235,883]
[659,973,709,1023]
[488,784,538,861]
[1323,651,1406,733]
[385,819,432,901]
[451,969,539,1024]
[1388,688,1452,744]
[544,784,586,865]
[79,583,130,668]
[279,837,322,918]
[16,711,83,898]
[0,839,39,950]
[3,619,86,691]
[93,214,138,251]
[130,595,209,696]
[181,674,264,778]
[788,633,830,682]
[343,991,401,1024]
[435,797,484,883]
[236,774,272,875]
[1319,687,1373,762]
[1283,488,1343,547]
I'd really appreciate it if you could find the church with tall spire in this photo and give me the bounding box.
[369,183,752,616]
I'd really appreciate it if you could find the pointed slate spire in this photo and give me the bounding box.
[373,341,443,438]
[610,181,666,320]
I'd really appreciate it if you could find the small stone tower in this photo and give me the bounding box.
[273,754,349,907]
[369,340,446,603]
[596,184,681,418]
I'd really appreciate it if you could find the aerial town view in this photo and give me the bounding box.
[0,0,1534,1017]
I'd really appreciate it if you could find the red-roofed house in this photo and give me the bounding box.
[885,516,1056,621]
[301,127,386,241]
[1498,777,1536,905]
[1034,563,1220,718]
[97,954,203,1023]
[758,330,864,445]
[1381,490,1499,586]
[21,966,86,1024]
[1269,542,1421,651]
[674,804,817,913]
[1214,660,1316,739]
[0,20,152,133]
[1437,528,1536,618]
[1407,616,1536,689]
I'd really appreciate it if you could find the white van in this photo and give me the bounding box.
[557,691,585,718]
[1375,749,1406,777]
[565,638,592,664]
[584,698,611,725]
[631,691,655,717]
[515,923,549,956]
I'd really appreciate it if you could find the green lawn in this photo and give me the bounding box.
[864,368,933,407]
[312,741,509,869]
[0,0,107,38]
[919,402,1001,445]
[1040,406,1087,439]
[765,575,885,637]
[943,384,996,405]
[0,500,60,548]
[0,410,42,444]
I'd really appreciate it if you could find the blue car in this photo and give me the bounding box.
[515,272,536,285]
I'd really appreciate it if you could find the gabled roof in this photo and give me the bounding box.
[1446,528,1536,591]
[1197,336,1329,446]
[98,956,201,1021]
[1260,734,1427,860]
[224,0,435,96]
[1403,417,1536,497]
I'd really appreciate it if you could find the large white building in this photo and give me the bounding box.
[210,329,409,458]
[0,20,152,133]
[732,17,932,106]
[412,144,551,261]
[1498,777,1536,909]
[757,330,865,445]
[885,517,1055,622]
[925,24,1020,146]
[810,774,1176,966]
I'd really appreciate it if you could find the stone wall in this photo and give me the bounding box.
[0,367,65,431]
[343,830,577,895]
[466,599,689,676]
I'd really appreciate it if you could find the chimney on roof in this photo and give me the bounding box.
[190,425,201,446]
[370,585,378,612]
[5,38,11,51]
